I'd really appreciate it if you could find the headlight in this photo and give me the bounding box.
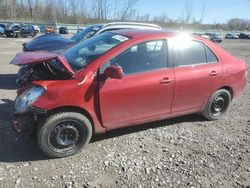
[15,87,45,114]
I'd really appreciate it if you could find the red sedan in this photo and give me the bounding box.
[11,30,248,158]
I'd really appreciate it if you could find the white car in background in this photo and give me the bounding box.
[23,22,162,52]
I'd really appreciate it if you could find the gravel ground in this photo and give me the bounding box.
[0,37,249,188]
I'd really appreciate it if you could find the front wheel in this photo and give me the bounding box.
[31,32,36,38]
[37,112,92,158]
[202,89,231,120]
[16,33,21,38]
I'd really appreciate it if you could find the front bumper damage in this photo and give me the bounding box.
[12,107,47,133]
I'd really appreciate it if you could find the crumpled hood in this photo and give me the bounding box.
[11,51,74,76]
[24,33,77,52]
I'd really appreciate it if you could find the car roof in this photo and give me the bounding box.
[109,29,213,43]
[102,22,161,29]
[110,29,174,38]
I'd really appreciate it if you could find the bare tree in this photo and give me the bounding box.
[70,0,80,23]
[0,0,17,19]
[90,0,110,21]
[227,18,249,31]
[153,12,169,23]
[8,0,17,18]
[0,0,7,19]
[112,0,119,20]
[27,0,39,20]
[56,0,70,22]
[182,2,193,24]
[199,0,207,24]
[120,0,138,21]
[79,0,87,18]
[139,13,150,22]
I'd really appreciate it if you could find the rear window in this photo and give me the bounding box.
[205,46,218,62]
[173,41,207,67]
[172,39,219,66]
[71,25,102,42]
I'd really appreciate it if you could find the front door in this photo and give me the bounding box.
[99,40,175,130]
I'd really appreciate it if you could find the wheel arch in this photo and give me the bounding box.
[47,106,95,134]
[202,86,234,112]
[219,86,234,100]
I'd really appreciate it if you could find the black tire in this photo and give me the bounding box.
[202,89,231,120]
[37,112,92,158]
[31,32,36,38]
[16,33,21,38]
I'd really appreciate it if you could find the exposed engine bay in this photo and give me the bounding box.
[17,58,72,87]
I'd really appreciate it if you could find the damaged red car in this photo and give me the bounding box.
[11,30,248,158]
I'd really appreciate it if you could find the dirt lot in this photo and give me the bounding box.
[0,37,249,188]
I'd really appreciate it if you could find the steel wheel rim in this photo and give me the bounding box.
[48,120,85,152]
[211,94,228,116]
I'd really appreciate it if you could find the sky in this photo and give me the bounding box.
[136,0,249,24]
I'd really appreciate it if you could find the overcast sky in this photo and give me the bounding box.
[136,0,249,23]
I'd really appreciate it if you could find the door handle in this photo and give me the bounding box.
[159,77,173,84]
[209,71,218,76]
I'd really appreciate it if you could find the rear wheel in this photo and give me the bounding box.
[202,89,231,120]
[37,112,92,158]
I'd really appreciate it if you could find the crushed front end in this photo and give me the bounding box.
[12,86,47,133]
[10,52,75,133]
[12,107,47,133]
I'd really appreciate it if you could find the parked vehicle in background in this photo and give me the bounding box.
[59,27,68,34]
[0,23,6,29]
[77,28,84,33]
[5,24,36,38]
[204,33,223,43]
[12,30,248,158]
[33,25,40,33]
[5,24,22,38]
[46,26,55,34]
[210,35,223,43]
[0,24,5,36]
[23,22,161,52]
[225,34,239,39]
[20,25,36,37]
[238,33,250,39]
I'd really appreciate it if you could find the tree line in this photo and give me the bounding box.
[0,0,140,23]
[0,0,249,31]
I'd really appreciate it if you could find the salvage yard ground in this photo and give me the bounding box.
[0,37,249,187]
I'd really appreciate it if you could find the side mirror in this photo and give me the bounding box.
[104,66,123,79]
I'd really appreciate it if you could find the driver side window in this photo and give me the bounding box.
[105,40,168,75]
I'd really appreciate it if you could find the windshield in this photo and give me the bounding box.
[71,25,102,42]
[63,32,129,72]
[12,25,20,31]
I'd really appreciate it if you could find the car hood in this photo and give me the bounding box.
[24,33,78,52]
[5,29,17,32]
[11,51,74,76]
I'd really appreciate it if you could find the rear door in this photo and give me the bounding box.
[99,39,175,130]
[21,25,27,36]
[28,25,33,35]
[171,40,222,115]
